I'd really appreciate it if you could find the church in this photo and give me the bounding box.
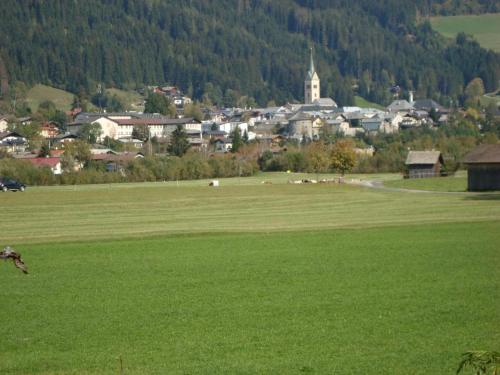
[303,48,337,108]
[287,49,338,140]
[304,48,320,104]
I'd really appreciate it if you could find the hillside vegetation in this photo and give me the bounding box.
[430,13,500,52]
[25,84,74,112]
[0,0,498,107]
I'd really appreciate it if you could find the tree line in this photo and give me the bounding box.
[0,0,498,108]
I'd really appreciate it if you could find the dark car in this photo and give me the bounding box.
[0,178,26,192]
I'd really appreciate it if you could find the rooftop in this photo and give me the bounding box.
[463,144,500,164]
[405,151,442,165]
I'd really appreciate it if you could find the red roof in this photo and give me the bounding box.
[27,157,61,168]
[113,117,197,126]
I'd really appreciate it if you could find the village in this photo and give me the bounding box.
[0,51,499,191]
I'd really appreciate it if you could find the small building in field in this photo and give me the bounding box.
[405,151,444,178]
[27,157,63,175]
[463,144,500,191]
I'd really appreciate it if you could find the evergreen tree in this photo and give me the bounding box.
[0,0,497,107]
[145,93,175,117]
[167,125,190,156]
[230,127,243,153]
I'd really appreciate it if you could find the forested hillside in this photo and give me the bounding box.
[0,0,499,106]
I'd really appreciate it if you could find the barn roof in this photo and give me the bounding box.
[463,144,500,164]
[405,151,442,165]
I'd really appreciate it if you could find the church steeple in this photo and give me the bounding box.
[308,48,316,79]
[304,47,320,104]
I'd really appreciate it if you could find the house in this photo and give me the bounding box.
[0,131,28,153]
[361,116,385,133]
[54,133,78,144]
[40,121,60,138]
[413,99,444,113]
[68,113,202,142]
[91,151,144,172]
[213,138,232,153]
[325,118,358,137]
[26,157,63,175]
[217,121,248,135]
[0,116,8,132]
[288,112,323,140]
[405,151,445,178]
[463,144,500,191]
[387,100,413,113]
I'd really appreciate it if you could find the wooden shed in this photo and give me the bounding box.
[463,144,500,191]
[405,151,444,178]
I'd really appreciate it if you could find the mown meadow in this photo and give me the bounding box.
[1,173,499,374]
[430,13,500,52]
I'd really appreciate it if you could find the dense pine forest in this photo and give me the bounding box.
[0,0,499,106]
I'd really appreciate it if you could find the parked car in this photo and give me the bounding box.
[0,178,26,192]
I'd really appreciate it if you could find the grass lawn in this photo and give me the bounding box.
[430,13,500,52]
[354,96,385,110]
[384,175,468,192]
[1,175,499,373]
[25,84,75,113]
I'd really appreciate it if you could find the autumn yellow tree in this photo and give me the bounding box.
[330,139,356,176]
[305,141,330,180]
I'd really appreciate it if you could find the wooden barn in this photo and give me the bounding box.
[405,151,445,178]
[463,144,500,191]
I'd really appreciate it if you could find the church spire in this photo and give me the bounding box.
[305,47,320,104]
[309,47,315,78]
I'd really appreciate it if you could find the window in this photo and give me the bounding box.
[313,85,317,89]
[306,84,311,89]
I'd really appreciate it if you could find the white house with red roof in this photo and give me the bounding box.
[26,157,62,175]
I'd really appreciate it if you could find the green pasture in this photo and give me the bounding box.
[384,175,468,192]
[0,173,497,244]
[25,84,75,113]
[1,174,499,374]
[354,96,385,110]
[106,88,145,111]
[430,13,500,52]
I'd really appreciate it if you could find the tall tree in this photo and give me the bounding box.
[330,139,356,176]
[230,127,243,153]
[167,125,190,156]
[145,93,176,117]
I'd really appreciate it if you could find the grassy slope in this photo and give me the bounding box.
[106,88,145,111]
[1,176,499,374]
[384,176,468,192]
[25,84,74,112]
[354,95,385,110]
[430,13,500,52]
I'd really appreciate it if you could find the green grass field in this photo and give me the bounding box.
[1,174,499,374]
[384,175,468,192]
[430,13,500,52]
[25,84,75,113]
